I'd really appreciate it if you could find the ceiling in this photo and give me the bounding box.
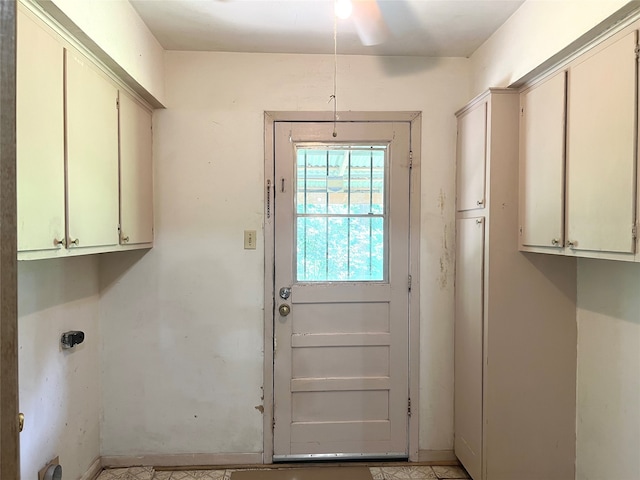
[129,0,525,57]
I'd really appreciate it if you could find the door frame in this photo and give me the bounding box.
[0,1,20,478]
[263,111,421,463]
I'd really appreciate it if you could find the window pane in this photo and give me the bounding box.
[295,145,387,283]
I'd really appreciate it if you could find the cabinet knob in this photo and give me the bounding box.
[477,199,484,206]
[53,237,65,247]
[567,240,577,248]
[68,238,79,247]
[122,236,129,243]
[551,238,560,246]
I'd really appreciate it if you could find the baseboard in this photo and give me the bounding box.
[80,457,103,480]
[101,453,264,468]
[417,450,458,464]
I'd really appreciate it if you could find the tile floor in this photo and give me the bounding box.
[96,465,470,480]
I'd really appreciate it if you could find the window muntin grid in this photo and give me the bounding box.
[295,145,387,282]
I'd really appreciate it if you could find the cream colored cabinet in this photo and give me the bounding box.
[66,50,120,250]
[455,90,577,480]
[520,28,638,261]
[119,92,154,245]
[16,10,65,253]
[566,29,637,257]
[456,101,487,211]
[454,216,484,480]
[519,71,566,251]
[16,6,154,260]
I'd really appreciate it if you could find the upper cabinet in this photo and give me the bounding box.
[16,10,65,254]
[566,30,637,257]
[457,101,487,211]
[519,25,639,262]
[519,71,566,251]
[66,50,120,250]
[119,92,154,245]
[16,6,154,260]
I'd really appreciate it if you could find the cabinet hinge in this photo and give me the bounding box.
[116,97,119,109]
[520,106,524,117]
[407,398,412,416]
[519,226,523,236]
[632,224,637,240]
[408,275,412,292]
[409,150,413,169]
[635,44,640,59]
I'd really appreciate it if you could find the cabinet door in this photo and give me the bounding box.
[566,30,637,254]
[66,50,119,249]
[454,216,485,480]
[119,92,153,245]
[519,71,566,250]
[16,10,65,253]
[457,101,487,211]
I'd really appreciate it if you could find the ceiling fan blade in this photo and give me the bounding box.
[352,0,389,46]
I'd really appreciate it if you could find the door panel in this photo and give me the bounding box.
[16,10,65,252]
[566,30,637,254]
[273,121,410,459]
[119,91,154,245]
[520,71,566,249]
[66,49,119,249]
[457,102,487,212]
[454,216,485,480]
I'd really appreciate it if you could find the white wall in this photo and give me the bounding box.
[470,0,631,96]
[468,2,640,479]
[33,0,166,104]
[98,51,470,456]
[576,260,640,480]
[18,257,101,480]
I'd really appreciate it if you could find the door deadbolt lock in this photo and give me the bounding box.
[279,304,291,316]
[279,287,291,300]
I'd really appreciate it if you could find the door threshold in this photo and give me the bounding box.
[273,454,408,463]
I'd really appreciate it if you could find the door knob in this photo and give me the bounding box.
[279,304,291,317]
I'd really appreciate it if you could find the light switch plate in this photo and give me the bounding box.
[244,230,257,249]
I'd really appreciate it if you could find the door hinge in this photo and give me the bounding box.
[520,106,524,117]
[272,417,276,431]
[519,226,523,236]
[409,150,413,169]
[116,97,120,109]
[407,398,412,416]
[408,275,412,292]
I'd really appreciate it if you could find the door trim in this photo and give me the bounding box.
[263,111,421,463]
[0,1,20,478]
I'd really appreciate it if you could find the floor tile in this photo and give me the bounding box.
[152,472,172,480]
[98,467,156,480]
[369,466,437,479]
[170,470,227,480]
[432,466,470,479]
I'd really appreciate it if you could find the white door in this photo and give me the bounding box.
[273,121,411,460]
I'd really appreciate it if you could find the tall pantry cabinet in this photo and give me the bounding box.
[454,89,578,480]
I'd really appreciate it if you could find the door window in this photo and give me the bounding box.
[295,146,387,282]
